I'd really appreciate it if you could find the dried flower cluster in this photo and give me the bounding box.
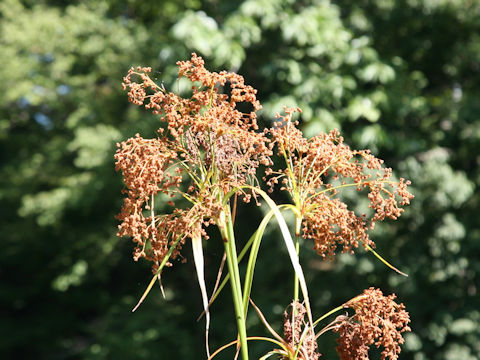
[334,287,411,360]
[283,301,321,360]
[116,55,413,360]
[267,107,414,258]
[116,54,272,271]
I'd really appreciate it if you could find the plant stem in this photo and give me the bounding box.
[293,238,300,302]
[313,305,344,327]
[293,216,302,302]
[219,207,249,360]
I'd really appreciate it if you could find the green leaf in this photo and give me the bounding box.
[191,224,211,358]
[241,187,314,329]
[242,204,295,314]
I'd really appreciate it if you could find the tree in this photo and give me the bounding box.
[1,0,478,358]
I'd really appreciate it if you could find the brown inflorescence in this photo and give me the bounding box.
[302,194,371,259]
[267,107,414,259]
[334,287,411,360]
[122,53,272,193]
[283,301,321,360]
[116,54,272,271]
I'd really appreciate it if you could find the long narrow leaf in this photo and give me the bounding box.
[245,186,314,330]
[242,216,272,314]
[157,273,166,299]
[365,243,408,277]
[197,228,259,321]
[198,204,293,319]
[242,204,294,314]
[208,252,226,308]
[192,225,211,358]
[132,234,184,312]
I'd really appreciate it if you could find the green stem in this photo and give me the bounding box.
[306,178,400,203]
[293,239,300,303]
[242,229,264,315]
[198,205,294,321]
[313,305,344,327]
[365,243,408,276]
[219,207,249,360]
[293,216,302,302]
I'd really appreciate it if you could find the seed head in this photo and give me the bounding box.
[268,108,414,258]
[117,54,273,269]
[335,288,411,360]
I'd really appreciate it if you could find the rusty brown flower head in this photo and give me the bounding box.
[283,301,321,360]
[267,107,414,259]
[116,54,272,271]
[334,287,411,360]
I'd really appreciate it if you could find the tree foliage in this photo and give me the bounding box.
[1,0,479,358]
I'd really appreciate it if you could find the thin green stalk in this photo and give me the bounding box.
[242,204,295,315]
[280,143,299,201]
[365,243,408,276]
[293,215,302,302]
[293,325,311,360]
[242,214,272,315]
[244,186,314,329]
[220,208,249,360]
[306,178,400,203]
[198,230,257,322]
[313,305,344,328]
[293,238,300,302]
[199,204,295,321]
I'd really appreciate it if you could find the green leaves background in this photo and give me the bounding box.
[1,0,479,358]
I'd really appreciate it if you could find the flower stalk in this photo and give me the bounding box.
[218,207,249,360]
[293,215,302,303]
